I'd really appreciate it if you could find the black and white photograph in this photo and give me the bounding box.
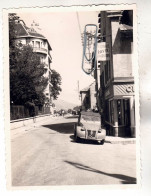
[3,5,140,188]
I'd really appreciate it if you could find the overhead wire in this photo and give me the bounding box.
[76,12,82,36]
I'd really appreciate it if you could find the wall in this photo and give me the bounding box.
[111,20,133,78]
[11,114,51,130]
[81,91,90,110]
[90,83,97,109]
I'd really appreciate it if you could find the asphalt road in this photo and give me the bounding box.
[11,115,136,186]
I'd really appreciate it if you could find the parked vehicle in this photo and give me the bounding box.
[72,110,78,115]
[74,111,106,144]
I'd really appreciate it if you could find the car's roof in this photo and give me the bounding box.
[81,111,100,117]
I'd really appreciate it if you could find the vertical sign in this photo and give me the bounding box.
[97,42,110,61]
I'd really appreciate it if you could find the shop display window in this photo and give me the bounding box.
[109,100,114,124]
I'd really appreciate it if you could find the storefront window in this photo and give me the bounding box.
[117,99,122,125]
[105,102,109,122]
[117,99,131,126]
[110,100,114,124]
[123,99,130,126]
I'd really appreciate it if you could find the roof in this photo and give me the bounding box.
[107,10,123,18]
[80,86,89,93]
[25,26,46,39]
[14,23,28,36]
[80,82,95,93]
[15,21,52,50]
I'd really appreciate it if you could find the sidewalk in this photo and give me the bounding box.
[105,136,136,144]
[11,115,57,139]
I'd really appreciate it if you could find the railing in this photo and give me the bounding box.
[10,105,50,120]
[33,47,48,53]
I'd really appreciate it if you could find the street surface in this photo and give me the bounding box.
[11,115,136,186]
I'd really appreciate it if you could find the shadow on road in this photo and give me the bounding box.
[64,160,136,184]
[42,122,75,134]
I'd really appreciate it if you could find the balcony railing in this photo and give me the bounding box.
[33,47,48,54]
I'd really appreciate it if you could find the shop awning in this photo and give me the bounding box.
[119,24,133,31]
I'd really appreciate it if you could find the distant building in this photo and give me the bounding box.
[97,10,135,137]
[80,82,97,111]
[14,19,52,109]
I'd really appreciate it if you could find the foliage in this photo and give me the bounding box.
[9,13,48,105]
[67,109,72,113]
[9,13,20,49]
[50,69,62,100]
[10,44,48,105]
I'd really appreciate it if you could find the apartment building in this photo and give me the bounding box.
[14,19,52,109]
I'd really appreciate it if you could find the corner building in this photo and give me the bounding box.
[14,20,53,111]
[98,10,135,137]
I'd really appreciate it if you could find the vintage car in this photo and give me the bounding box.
[74,111,106,144]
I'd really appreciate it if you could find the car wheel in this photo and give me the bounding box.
[100,139,105,145]
[74,132,80,143]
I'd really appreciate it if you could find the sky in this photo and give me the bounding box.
[18,11,99,105]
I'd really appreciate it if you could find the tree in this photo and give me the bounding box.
[9,13,20,49]
[9,14,48,105]
[68,109,72,113]
[10,45,48,105]
[50,69,62,100]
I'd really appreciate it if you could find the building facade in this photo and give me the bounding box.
[14,19,53,110]
[97,10,135,137]
[80,82,97,111]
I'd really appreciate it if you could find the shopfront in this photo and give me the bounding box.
[105,83,135,137]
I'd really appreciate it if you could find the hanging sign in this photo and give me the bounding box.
[97,42,110,61]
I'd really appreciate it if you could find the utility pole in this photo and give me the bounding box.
[94,12,102,110]
[77,80,80,100]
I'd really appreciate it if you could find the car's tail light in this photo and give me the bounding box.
[79,122,83,127]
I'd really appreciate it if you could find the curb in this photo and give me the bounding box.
[105,137,136,144]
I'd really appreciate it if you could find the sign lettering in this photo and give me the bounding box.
[126,85,134,93]
[97,42,110,61]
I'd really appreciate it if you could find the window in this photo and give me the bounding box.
[100,71,104,89]
[49,71,51,81]
[43,41,46,47]
[117,100,122,125]
[105,102,110,122]
[123,99,130,126]
[117,99,131,126]
[109,100,114,124]
[32,41,34,47]
[104,61,111,85]
[36,41,40,48]
[41,57,44,63]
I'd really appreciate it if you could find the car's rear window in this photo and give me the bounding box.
[81,115,100,122]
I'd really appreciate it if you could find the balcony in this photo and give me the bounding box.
[33,47,48,54]
[47,50,52,61]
